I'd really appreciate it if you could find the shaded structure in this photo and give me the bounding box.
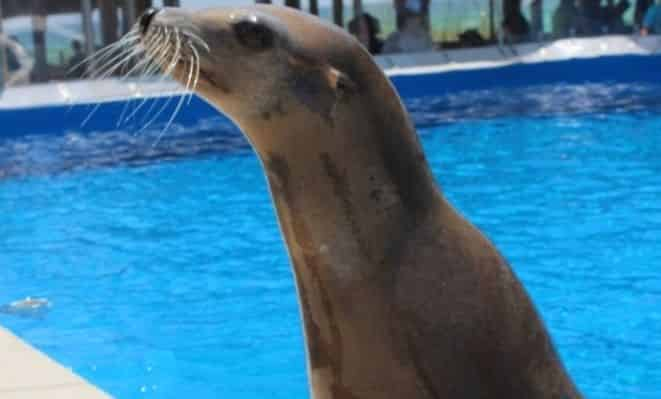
[0,0,171,82]
[503,0,523,21]
[502,0,532,42]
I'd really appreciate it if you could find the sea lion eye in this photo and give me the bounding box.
[233,19,274,50]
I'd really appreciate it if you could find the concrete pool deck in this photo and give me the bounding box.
[0,327,112,398]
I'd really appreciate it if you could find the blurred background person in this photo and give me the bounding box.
[502,0,531,43]
[602,0,631,33]
[67,40,87,78]
[635,0,654,27]
[394,0,430,30]
[577,0,630,35]
[383,14,433,53]
[576,0,602,34]
[553,0,579,38]
[348,13,384,55]
[530,0,544,40]
[641,0,661,34]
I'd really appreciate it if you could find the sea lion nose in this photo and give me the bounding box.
[140,8,160,34]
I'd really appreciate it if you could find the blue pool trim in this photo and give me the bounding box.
[0,96,219,139]
[2,54,660,138]
[391,54,661,98]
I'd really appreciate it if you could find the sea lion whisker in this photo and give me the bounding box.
[73,34,139,75]
[145,31,169,67]
[68,45,117,77]
[125,25,140,39]
[115,55,138,126]
[88,43,142,80]
[79,40,144,126]
[92,46,143,80]
[137,54,164,80]
[90,39,127,60]
[84,33,140,73]
[143,26,162,47]
[111,28,152,127]
[154,51,176,82]
[159,88,187,139]
[163,28,182,77]
[186,54,197,105]
[116,55,157,127]
[138,49,163,79]
[133,44,178,130]
[80,102,104,127]
[116,32,140,48]
[121,59,167,124]
[187,42,201,104]
[120,46,151,79]
[123,91,154,124]
[187,56,195,92]
[182,30,210,53]
[117,96,133,128]
[154,26,171,58]
[145,28,184,81]
[150,29,188,141]
[131,94,161,132]
[120,47,165,124]
[181,54,194,104]
[154,58,193,146]
[119,53,152,81]
[135,92,175,136]
[127,66,174,130]
[152,32,176,74]
[139,29,163,60]
[147,28,167,55]
[182,50,196,104]
[139,29,164,71]
[82,46,125,78]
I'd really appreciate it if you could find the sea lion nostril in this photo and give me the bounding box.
[140,8,160,34]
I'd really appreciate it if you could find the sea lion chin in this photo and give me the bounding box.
[138,5,583,399]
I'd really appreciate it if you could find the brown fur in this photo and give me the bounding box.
[148,5,583,398]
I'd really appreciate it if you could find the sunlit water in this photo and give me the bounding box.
[1,83,660,398]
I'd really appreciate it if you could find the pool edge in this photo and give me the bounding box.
[0,327,113,398]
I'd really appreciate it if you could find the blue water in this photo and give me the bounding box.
[1,83,660,398]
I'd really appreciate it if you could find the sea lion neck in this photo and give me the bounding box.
[243,81,447,396]
[240,75,443,282]
[240,62,442,229]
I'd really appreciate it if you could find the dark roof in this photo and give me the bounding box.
[2,0,99,18]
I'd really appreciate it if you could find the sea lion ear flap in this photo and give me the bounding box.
[324,66,357,100]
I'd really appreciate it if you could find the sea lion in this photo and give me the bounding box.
[136,5,583,398]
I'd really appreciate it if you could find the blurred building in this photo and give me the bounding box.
[0,0,180,82]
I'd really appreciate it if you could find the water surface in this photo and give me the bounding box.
[1,83,660,398]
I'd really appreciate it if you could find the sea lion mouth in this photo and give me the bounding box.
[73,7,217,132]
[135,18,212,91]
[137,8,243,96]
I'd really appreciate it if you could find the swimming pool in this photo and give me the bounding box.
[1,82,660,398]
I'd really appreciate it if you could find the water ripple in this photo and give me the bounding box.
[1,82,661,179]
[1,83,660,398]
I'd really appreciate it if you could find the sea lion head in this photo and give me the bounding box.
[140,5,369,136]
[136,5,434,220]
